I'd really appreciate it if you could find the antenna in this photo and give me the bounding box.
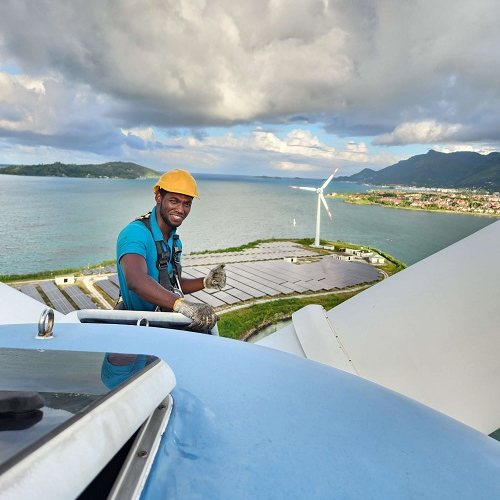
[289,168,339,247]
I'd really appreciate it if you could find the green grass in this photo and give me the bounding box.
[322,240,406,274]
[218,292,357,340]
[365,246,406,273]
[0,259,116,283]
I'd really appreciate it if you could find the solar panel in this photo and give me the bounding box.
[108,274,120,286]
[19,284,46,305]
[95,279,120,301]
[38,281,75,314]
[65,285,98,309]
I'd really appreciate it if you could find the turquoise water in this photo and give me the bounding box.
[0,173,498,275]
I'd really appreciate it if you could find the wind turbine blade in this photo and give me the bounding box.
[289,186,317,192]
[321,167,339,190]
[320,194,333,219]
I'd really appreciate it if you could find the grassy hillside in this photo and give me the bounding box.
[336,150,500,192]
[0,161,160,179]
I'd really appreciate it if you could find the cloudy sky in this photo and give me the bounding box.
[0,0,499,178]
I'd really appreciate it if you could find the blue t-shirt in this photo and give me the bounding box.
[101,354,148,389]
[116,207,182,311]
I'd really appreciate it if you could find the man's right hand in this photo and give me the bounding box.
[173,298,220,331]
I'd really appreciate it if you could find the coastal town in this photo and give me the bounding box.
[332,189,500,215]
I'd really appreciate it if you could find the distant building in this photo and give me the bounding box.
[369,255,385,264]
[336,254,354,261]
[354,249,374,258]
[284,257,298,263]
[55,275,75,285]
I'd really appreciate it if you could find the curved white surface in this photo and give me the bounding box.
[1,321,500,499]
[327,220,500,433]
[263,221,500,434]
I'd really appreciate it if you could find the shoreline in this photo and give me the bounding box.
[343,199,500,217]
[330,190,500,218]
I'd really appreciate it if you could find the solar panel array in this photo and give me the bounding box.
[17,242,383,313]
[183,241,318,266]
[183,254,381,307]
[19,284,46,305]
[64,285,98,309]
[38,281,75,314]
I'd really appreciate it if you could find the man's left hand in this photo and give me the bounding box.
[203,264,226,290]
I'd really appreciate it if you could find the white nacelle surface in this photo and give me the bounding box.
[260,221,500,434]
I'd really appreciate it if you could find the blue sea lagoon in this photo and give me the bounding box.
[0,173,498,275]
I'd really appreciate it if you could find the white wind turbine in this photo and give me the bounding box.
[290,168,339,247]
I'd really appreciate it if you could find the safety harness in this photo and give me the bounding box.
[115,212,184,310]
[135,211,184,297]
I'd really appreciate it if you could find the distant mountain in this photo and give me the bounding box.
[336,150,500,192]
[0,161,160,179]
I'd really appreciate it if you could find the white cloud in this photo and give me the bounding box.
[273,161,322,172]
[0,72,46,132]
[252,129,335,158]
[123,128,401,176]
[373,120,463,146]
[336,141,370,162]
[121,127,156,142]
[434,144,496,155]
[1,0,500,170]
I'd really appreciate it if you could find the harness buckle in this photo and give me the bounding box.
[157,257,170,270]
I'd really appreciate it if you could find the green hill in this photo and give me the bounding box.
[336,150,500,192]
[0,161,161,179]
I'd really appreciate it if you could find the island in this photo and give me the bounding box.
[0,161,160,179]
[329,189,500,216]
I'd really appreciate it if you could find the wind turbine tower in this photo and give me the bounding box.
[290,168,339,247]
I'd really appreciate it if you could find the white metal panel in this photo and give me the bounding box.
[255,323,306,356]
[291,304,358,374]
[327,220,500,433]
[0,282,65,324]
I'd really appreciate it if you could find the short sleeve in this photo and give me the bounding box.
[117,222,150,263]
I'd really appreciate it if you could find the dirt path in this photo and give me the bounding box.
[79,275,114,310]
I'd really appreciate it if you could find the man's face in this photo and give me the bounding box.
[157,191,193,228]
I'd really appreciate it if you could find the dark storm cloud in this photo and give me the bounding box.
[0,0,499,161]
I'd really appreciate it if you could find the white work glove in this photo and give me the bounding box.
[173,298,220,331]
[203,263,226,290]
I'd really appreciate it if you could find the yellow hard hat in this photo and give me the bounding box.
[153,169,200,199]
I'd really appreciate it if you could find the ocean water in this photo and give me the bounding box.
[0,173,498,275]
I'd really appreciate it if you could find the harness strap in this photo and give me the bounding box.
[135,212,183,294]
[171,234,183,289]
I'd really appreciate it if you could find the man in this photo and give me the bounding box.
[116,169,226,331]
